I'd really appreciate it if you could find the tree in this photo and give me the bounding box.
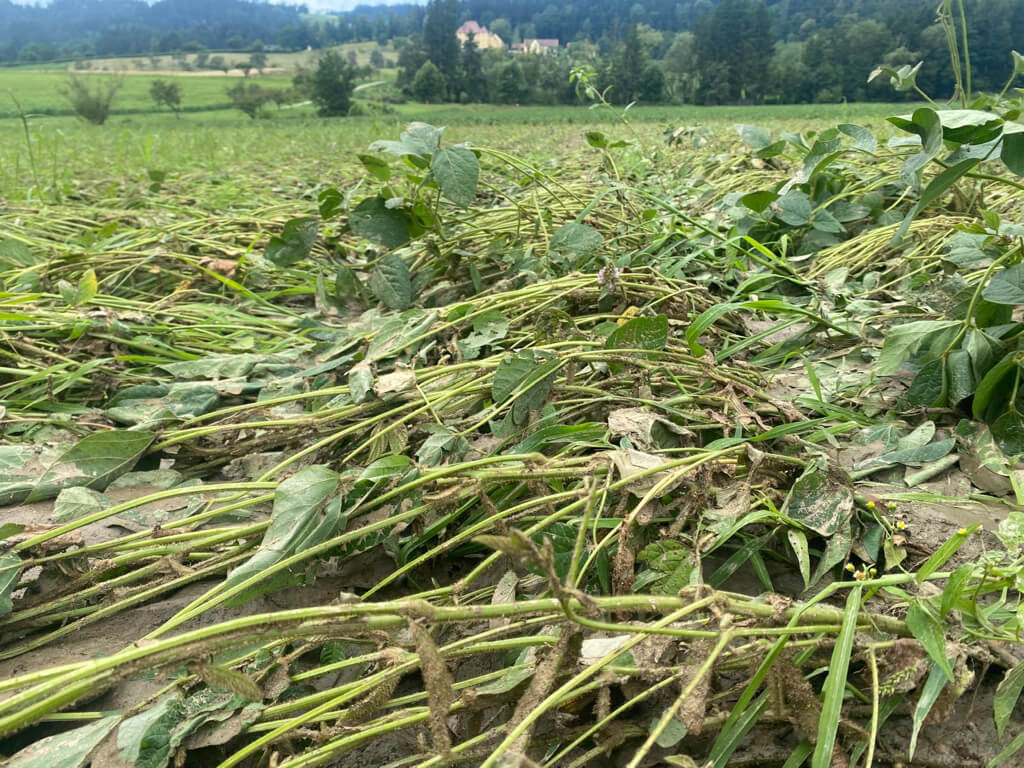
[60,75,122,125]
[611,25,651,103]
[226,82,272,119]
[306,50,357,116]
[494,60,525,103]
[489,17,512,43]
[250,50,268,74]
[397,37,429,92]
[422,0,457,97]
[460,32,486,102]
[370,48,386,69]
[412,60,447,102]
[694,0,774,103]
[663,31,697,103]
[149,79,182,116]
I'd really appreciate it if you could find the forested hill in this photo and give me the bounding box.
[0,0,308,60]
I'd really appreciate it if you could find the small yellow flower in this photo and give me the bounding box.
[866,500,876,510]
[896,520,907,531]
[854,570,866,580]
[958,528,968,536]
[887,502,897,511]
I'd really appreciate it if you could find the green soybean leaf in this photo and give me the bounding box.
[73,268,97,306]
[782,458,853,536]
[777,189,812,226]
[7,714,120,768]
[787,529,811,588]
[457,310,508,360]
[606,315,669,354]
[906,603,954,682]
[994,660,1024,738]
[0,551,21,617]
[838,123,877,153]
[51,486,112,523]
[946,349,974,405]
[736,124,771,150]
[991,410,1024,456]
[369,121,443,158]
[221,465,340,605]
[905,357,946,407]
[0,238,35,268]
[739,190,776,212]
[492,351,541,404]
[358,455,413,483]
[118,694,181,768]
[349,196,410,249]
[877,320,960,376]
[868,438,956,468]
[1001,128,1024,177]
[265,217,318,268]
[368,252,412,310]
[358,153,391,181]
[811,584,862,768]
[909,661,951,760]
[983,264,1024,305]
[431,146,479,207]
[973,352,1020,422]
[550,222,603,258]
[894,159,981,243]
[3,429,155,506]
[652,716,688,748]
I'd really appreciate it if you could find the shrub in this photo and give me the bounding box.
[412,60,446,103]
[60,75,122,125]
[226,82,272,119]
[296,51,357,117]
[149,79,182,116]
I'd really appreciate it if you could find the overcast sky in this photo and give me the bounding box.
[8,0,423,10]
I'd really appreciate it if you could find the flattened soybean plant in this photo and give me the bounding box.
[1,87,1024,767]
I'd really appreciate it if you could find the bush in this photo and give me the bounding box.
[297,51,357,117]
[226,82,272,119]
[412,60,446,103]
[60,75,122,125]
[149,79,182,116]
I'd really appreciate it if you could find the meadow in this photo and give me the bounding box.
[0,84,1023,768]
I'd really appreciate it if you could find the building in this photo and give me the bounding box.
[456,21,505,50]
[511,38,559,55]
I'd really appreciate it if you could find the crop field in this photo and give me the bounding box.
[0,70,297,119]
[1,95,1023,768]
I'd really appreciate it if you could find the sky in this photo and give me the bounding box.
[7,0,423,9]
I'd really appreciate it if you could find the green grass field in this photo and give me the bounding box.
[0,70,296,119]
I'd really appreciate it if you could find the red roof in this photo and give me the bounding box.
[457,21,486,36]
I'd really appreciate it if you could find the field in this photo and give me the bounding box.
[1,92,1023,768]
[62,40,400,75]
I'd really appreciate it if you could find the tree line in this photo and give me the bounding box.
[4,0,1024,105]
